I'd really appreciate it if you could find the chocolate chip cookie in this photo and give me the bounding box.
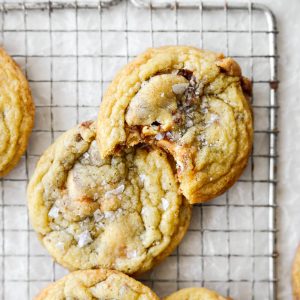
[35,269,159,299]
[97,46,253,204]
[28,121,191,274]
[0,47,34,177]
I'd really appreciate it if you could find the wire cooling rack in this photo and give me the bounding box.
[0,1,278,299]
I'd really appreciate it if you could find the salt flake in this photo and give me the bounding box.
[127,250,138,259]
[161,198,169,210]
[104,211,115,220]
[186,119,193,128]
[105,184,125,198]
[207,113,219,125]
[93,209,104,222]
[77,230,93,248]
[139,174,146,183]
[48,206,59,218]
[197,134,208,146]
[155,133,165,141]
[82,152,90,160]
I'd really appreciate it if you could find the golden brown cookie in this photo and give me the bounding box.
[35,269,159,300]
[28,121,191,274]
[97,46,253,204]
[164,287,231,300]
[0,47,34,177]
[293,245,300,299]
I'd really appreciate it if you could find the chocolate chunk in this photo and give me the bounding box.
[177,69,194,81]
[75,134,83,142]
[151,121,161,126]
[241,76,252,96]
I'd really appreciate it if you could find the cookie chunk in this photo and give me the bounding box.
[28,121,191,274]
[97,46,253,204]
[293,246,300,299]
[0,47,34,177]
[35,269,159,300]
[164,287,231,300]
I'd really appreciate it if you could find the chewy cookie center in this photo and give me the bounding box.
[124,70,232,174]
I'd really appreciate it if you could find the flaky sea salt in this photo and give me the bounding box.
[155,133,165,141]
[96,222,105,230]
[172,83,189,95]
[77,230,93,248]
[66,226,75,235]
[139,174,146,183]
[141,206,150,217]
[105,184,125,198]
[104,211,115,220]
[186,119,193,128]
[49,223,60,231]
[166,132,173,140]
[82,152,90,160]
[197,134,208,146]
[48,205,59,218]
[207,113,219,125]
[161,198,169,210]
[200,101,209,114]
[93,209,104,222]
[160,92,165,97]
[127,250,138,259]
[79,218,91,232]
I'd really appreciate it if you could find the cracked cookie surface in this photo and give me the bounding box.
[97,46,253,204]
[0,47,34,177]
[28,121,190,274]
[35,269,159,300]
[164,287,231,300]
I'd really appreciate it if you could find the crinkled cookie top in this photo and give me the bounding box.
[164,287,231,300]
[0,47,34,177]
[35,269,159,300]
[28,121,188,274]
[97,46,253,204]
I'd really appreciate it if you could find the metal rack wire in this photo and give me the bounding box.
[0,1,278,299]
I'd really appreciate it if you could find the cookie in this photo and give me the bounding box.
[28,121,191,274]
[164,287,231,300]
[96,46,253,204]
[35,269,159,300]
[0,47,34,177]
[293,246,300,299]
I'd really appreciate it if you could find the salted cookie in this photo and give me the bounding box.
[0,47,34,177]
[35,269,159,300]
[164,287,231,300]
[97,46,253,204]
[28,121,191,274]
[293,246,300,299]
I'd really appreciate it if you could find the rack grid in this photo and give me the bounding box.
[0,1,278,299]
